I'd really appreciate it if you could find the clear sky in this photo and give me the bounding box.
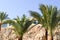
[0,0,60,19]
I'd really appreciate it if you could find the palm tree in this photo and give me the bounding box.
[29,4,59,40]
[0,12,9,31]
[6,15,32,40]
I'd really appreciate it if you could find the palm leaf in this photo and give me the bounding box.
[29,11,43,24]
[50,7,58,29]
[23,20,32,33]
[0,12,8,21]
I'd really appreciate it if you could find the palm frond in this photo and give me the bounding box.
[40,4,48,24]
[6,15,32,36]
[23,20,32,33]
[21,14,26,28]
[29,11,43,24]
[50,7,58,29]
[0,12,8,21]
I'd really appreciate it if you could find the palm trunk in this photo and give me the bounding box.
[48,28,53,40]
[18,35,22,40]
[0,24,1,31]
[18,37,22,40]
[44,29,47,40]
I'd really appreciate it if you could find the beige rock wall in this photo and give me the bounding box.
[23,24,46,40]
[23,24,60,40]
[0,26,18,40]
[0,24,60,40]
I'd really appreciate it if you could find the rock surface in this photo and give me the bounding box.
[53,26,60,40]
[23,24,60,40]
[0,24,60,40]
[23,24,46,40]
[0,26,18,40]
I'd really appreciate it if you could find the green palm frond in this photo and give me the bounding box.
[40,4,59,29]
[29,4,60,40]
[0,12,9,31]
[30,4,59,30]
[14,16,21,24]
[7,15,32,36]
[23,20,32,33]
[4,19,23,35]
[21,14,26,21]
[29,11,43,24]
[50,7,58,29]
[14,16,20,21]
[21,14,26,28]
[40,4,48,24]
[0,12,8,21]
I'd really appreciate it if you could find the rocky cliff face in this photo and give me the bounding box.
[23,24,46,40]
[0,24,60,40]
[53,26,60,40]
[0,26,18,40]
[23,24,60,40]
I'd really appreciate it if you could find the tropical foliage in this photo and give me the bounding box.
[30,4,60,40]
[0,4,60,40]
[0,12,9,31]
[6,15,32,40]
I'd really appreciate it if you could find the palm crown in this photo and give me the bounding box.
[30,4,60,40]
[6,15,32,40]
[0,12,9,31]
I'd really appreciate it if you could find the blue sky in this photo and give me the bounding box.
[0,0,60,19]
